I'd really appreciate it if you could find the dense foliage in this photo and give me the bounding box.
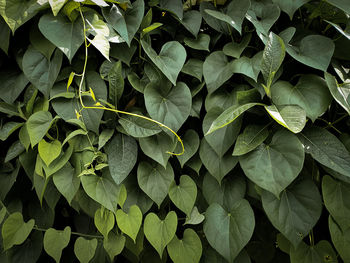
[1,0,350,262]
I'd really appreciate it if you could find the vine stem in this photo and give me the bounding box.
[33,226,103,239]
[78,5,184,156]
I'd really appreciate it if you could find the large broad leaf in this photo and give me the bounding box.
[203,51,233,94]
[231,52,262,82]
[2,212,35,250]
[324,72,350,115]
[176,129,199,168]
[105,134,137,185]
[26,111,53,147]
[180,10,202,37]
[329,216,350,263]
[298,126,350,178]
[322,175,350,230]
[167,228,202,263]
[240,130,304,197]
[141,40,186,85]
[272,0,310,19]
[22,47,62,97]
[144,211,178,258]
[103,232,125,261]
[261,178,322,247]
[0,0,42,33]
[137,161,174,208]
[271,75,332,122]
[200,2,229,34]
[265,104,306,133]
[223,34,251,59]
[168,175,197,216]
[327,0,350,14]
[116,205,142,242]
[144,81,191,131]
[30,24,56,60]
[43,227,71,263]
[0,69,29,104]
[290,240,338,263]
[184,33,210,51]
[94,207,115,239]
[118,113,161,138]
[38,13,84,62]
[204,201,255,263]
[285,35,334,71]
[199,138,238,184]
[74,237,98,263]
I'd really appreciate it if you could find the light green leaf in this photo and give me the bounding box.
[137,161,174,208]
[103,232,125,261]
[290,240,338,263]
[325,72,350,115]
[261,32,285,95]
[0,70,29,104]
[265,104,306,133]
[203,51,233,93]
[144,81,192,131]
[232,124,269,156]
[74,237,98,263]
[327,0,350,14]
[262,178,322,247]
[271,75,332,122]
[231,52,262,82]
[88,33,110,60]
[272,0,310,19]
[167,228,202,263]
[141,40,186,85]
[298,126,350,178]
[329,216,350,263]
[2,212,35,250]
[223,34,251,58]
[116,205,142,242]
[184,33,210,51]
[49,0,67,16]
[0,122,23,141]
[199,138,238,184]
[108,60,124,107]
[144,211,178,258]
[184,206,205,225]
[38,139,61,166]
[204,201,255,263]
[139,133,176,168]
[322,175,350,230]
[105,134,137,185]
[169,175,197,216]
[27,111,53,147]
[119,113,161,137]
[176,129,200,168]
[94,207,115,239]
[181,59,203,81]
[240,130,304,197]
[22,47,62,97]
[43,226,71,263]
[42,144,73,177]
[38,13,84,62]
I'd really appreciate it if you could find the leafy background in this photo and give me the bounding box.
[0,0,350,262]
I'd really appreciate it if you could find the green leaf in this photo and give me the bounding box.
[204,201,255,262]
[105,134,137,185]
[139,133,176,168]
[103,232,125,261]
[0,122,23,141]
[203,51,233,94]
[169,175,197,216]
[160,0,183,20]
[0,16,10,54]
[43,226,71,263]
[144,211,178,258]
[329,216,350,263]
[27,111,53,147]
[261,32,285,95]
[22,46,62,97]
[0,0,41,33]
[180,10,202,37]
[74,238,98,263]
[167,228,202,263]
[0,207,6,224]
[38,139,61,166]
[0,162,19,201]
[88,33,110,60]
[5,141,24,163]
[326,0,350,14]
[141,40,186,85]
[0,70,29,104]
[1,212,35,250]
[326,20,350,40]
[119,113,161,137]
[322,175,350,230]
[265,104,306,133]
[42,144,73,177]
[290,240,338,263]
[144,82,192,131]
[184,33,210,51]
[199,138,238,184]
[223,34,251,58]
[48,0,67,16]
[116,205,142,242]
[231,52,262,82]
[184,206,205,226]
[324,72,350,115]
[137,161,174,208]
[298,126,350,178]
[285,35,334,71]
[98,128,114,150]
[38,13,84,62]
[108,60,124,107]
[232,124,269,156]
[176,129,200,168]
[200,2,229,34]
[30,23,56,60]
[181,59,203,81]
[262,178,322,247]
[272,0,310,19]
[240,130,304,197]
[271,75,332,122]
[94,207,115,239]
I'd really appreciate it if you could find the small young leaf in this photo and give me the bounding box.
[43,226,71,263]
[116,205,142,242]
[94,207,115,239]
[74,237,98,263]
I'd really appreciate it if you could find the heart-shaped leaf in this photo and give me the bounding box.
[184,207,205,225]
[43,226,71,263]
[204,200,255,262]
[184,33,210,51]
[118,113,161,138]
[223,34,251,58]
[231,53,262,82]
[329,216,350,263]
[0,69,29,104]
[290,240,338,263]
[180,10,202,37]
[27,111,53,147]
[116,205,142,242]
[103,232,126,261]
[176,129,200,168]
[167,228,202,263]
[141,40,186,85]
[94,207,115,239]
[325,72,350,115]
[144,211,178,258]
[38,139,61,166]
[272,0,310,20]
[239,130,305,197]
[74,237,98,263]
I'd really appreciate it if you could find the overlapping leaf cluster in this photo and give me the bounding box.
[1,0,350,262]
